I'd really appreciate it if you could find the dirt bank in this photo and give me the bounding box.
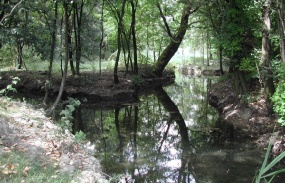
[0,97,108,182]
[208,78,285,155]
[0,70,174,107]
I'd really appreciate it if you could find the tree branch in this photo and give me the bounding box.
[155,2,173,38]
[0,0,24,25]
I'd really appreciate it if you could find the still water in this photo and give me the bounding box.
[78,72,264,183]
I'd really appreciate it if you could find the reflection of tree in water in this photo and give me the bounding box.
[73,75,264,182]
[154,86,195,183]
[70,85,198,182]
[102,86,197,182]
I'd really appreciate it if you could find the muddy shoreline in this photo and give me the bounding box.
[208,77,285,155]
[0,70,175,107]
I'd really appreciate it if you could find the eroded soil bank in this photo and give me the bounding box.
[0,70,174,108]
[0,97,107,182]
[208,78,285,155]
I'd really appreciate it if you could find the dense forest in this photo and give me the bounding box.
[0,0,285,125]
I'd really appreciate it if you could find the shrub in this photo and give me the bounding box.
[271,82,285,126]
[0,77,20,97]
[59,97,81,131]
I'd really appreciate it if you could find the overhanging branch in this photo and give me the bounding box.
[155,2,173,38]
[0,0,25,25]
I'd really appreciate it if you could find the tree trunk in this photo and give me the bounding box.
[121,28,132,72]
[218,46,224,75]
[276,0,285,64]
[153,4,196,76]
[74,0,83,75]
[67,16,75,75]
[114,0,127,83]
[16,39,23,69]
[99,0,105,77]
[43,0,58,105]
[261,0,275,114]
[46,1,69,117]
[130,0,138,74]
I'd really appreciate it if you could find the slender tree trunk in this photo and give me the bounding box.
[99,0,105,77]
[206,27,210,66]
[130,0,138,74]
[16,40,23,69]
[218,46,224,75]
[276,0,285,64]
[43,0,58,105]
[46,1,70,117]
[114,0,127,83]
[121,29,132,72]
[153,4,196,76]
[74,0,83,75]
[261,0,275,114]
[67,15,75,75]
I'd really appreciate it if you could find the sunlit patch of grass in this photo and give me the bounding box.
[0,148,72,183]
[24,58,115,74]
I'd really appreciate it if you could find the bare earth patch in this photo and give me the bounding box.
[0,97,107,183]
[209,78,285,156]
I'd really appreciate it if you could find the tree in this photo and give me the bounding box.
[46,0,70,116]
[73,0,84,75]
[130,0,138,74]
[261,0,275,113]
[153,2,198,76]
[276,0,285,64]
[43,0,59,105]
[0,0,24,25]
[203,0,225,74]
[106,0,127,83]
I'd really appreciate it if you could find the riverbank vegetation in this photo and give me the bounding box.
[1,0,285,182]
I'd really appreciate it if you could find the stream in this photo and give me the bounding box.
[76,71,264,183]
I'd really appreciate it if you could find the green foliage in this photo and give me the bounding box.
[239,57,258,78]
[217,72,233,82]
[0,45,16,69]
[272,60,285,82]
[255,143,285,183]
[139,53,151,65]
[0,77,20,97]
[271,82,285,126]
[74,130,87,143]
[59,97,81,131]
[131,75,145,86]
[108,174,126,183]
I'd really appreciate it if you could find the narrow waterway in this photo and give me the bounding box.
[78,71,264,183]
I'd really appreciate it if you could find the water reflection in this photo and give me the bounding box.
[77,75,263,183]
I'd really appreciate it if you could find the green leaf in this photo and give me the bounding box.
[260,151,285,175]
[261,169,285,179]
